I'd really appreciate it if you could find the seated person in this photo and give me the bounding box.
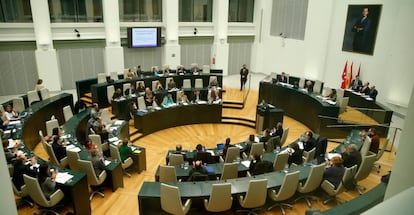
[369,85,378,101]
[191,90,203,103]
[52,136,67,162]
[190,64,200,75]
[152,66,160,76]
[126,68,136,79]
[136,65,143,77]
[144,87,154,107]
[360,82,370,95]
[124,84,136,96]
[3,139,18,164]
[221,138,233,161]
[271,122,284,139]
[89,148,106,176]
[90,103,101,119]
[325,88,337,102]
[112,88,123,100]
[84,138,97,151]
[368,127,380,154]
[350,75,362,92]
[129,101,138,115]
[162,93,175,107]
[167,79,177,90]
[38,164,58,199]
[45,127,61,143]
[4,104,19,121]
[277,72,288,83]
[287,142,303,166]
[172,144,187,160]
[207,87,220,103]
[0,110,10,131]
[260,129,271,145]
[74,100,87,114]
[194,144,214,164]
[323,156,345,188]
[177,65,186,75]
[249,154,273,176]
[244,134,256,155]
[188,160,209,181]
[12,153,38,191]
[304,80,313,93]
[136,82,145,93]
[177,91,189,104]
[119,139,133,162]
[341,144,362,168]
[300,131,316,152]
[92,117,109,143]
[155,81,164,92]
[209,77,219,87]
[35,79,44,91]
[163,65,171,75]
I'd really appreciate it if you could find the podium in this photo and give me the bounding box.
[256,104,284,133]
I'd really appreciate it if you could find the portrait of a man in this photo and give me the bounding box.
[342,5,382,55]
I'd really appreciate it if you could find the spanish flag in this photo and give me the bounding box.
[340,61,348,89]
[347,62,353,88]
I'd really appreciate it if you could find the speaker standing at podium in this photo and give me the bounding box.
[240,64,249,91]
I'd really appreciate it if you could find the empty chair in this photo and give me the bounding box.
[266,136,281,152]
[123,83,131,96]
[107,85,115,104]
[298,78,305,88]
[223,147,240,163]
[97,73,106,83]
[194,78,203,88]
[373,139,390,173]
[169,154,185,166]
[66,150,80,171]
[182,79,191,89]
[220,163,238,180]
[23,174,64,215]
[273,153,289,171]
[268,171,300,214]
[237,179,268,215]
[338,97,349,114]
[360,137,371,156]
[11,180,33,208]
[160,183,192,215]
[336,88,344,101]
[39,88,50,100]
[77,159,107,200]
[354,154,377,194]
[152,80,158,91]
[280,127,289,146]
[313,80,322,94]
[137,96,147,110]
[159,165,177,182]
[110,144,134,177]
[321,165,358,205]
[46,119,59,137]
[27,90,40,106]
[12,97,25,113]
[110,71,119,81]
[63,105,73,122]
[302,148,316,163]
[250,142,264,157]
[89,134,108,152]
[100,108,113,126]
[38,130,49,153]
[45,142,68,168]
[294,163,325,207]
[204,183,232,212]
[202,65,210,73]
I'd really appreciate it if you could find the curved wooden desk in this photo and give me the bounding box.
[134,103,222,135]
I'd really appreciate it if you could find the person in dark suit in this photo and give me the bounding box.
[368,127,380,154]
[124,84,136,96]
[271,122,284,139]
[323,156,345,188]
[12,154,38,191]
[240,64,249,91]
[89,148,106,176]
[112,88,123,100]
[288,142,303,166]
[52,136,67,162]
[137,82,145,93]
[167,79,177,90]
[144,87,154,106]
[222,138,234,161]
[191,90,206,103]
[190,64,200,75]
[352,7,371,52]
[244,134,256,155]
[260,129,271,148]
[3,139,17,164]
[342,144,362,168]
[194,144,214,164]
[369,85,378,101]
[350,75,363,92]
[177,65,186,75]
[136,65,143,77]
[188,160,209,181]
[301,131,316,152]
[249,154,273,176]
[360,82,370,95]
[172,144,187,160]
[277,72,288,83]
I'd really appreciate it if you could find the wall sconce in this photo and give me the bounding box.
[193,28,198,35]
[74,29,80,38]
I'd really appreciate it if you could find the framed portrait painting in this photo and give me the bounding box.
[342,5,382,55]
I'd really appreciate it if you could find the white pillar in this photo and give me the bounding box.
[162,0,180,69]
[211,0,229,75]
[30,0,61,91]
[251,0,265,74]
[103,0,124,75]
[0,137,18,215]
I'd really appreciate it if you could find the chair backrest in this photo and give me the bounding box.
[67,150,80,171]
[338,97,349,114]
[355,154,376,181]
[297,163,325,193]
[123,69,129,79]
[336,165,358,193]
[224,147,240,163]
[38,130,49,152]
[183,79,191,89]
[97,73,106,83]
[159,165,177,182]
[240,179,268,208]
[209,76,217,85]
[137,96,147,110]
[0,104,4,113]
[273,153,289,171]
[23,174,56,207]
[152,80,158,91]
[250,142,264,157]
[160,183,189,215]
[270,171,300,201]
[100,108,112,125]
[136,81,145,90]
[313,80,322,94]
[39,88,50,100]
[336,88,344,101]
[109,144,122,161]
[298,78,305,88]
[89,134,103,153]
[63,105,73,122]
[169,154,185,166]
[110,71,119,81]
[360,137,372,156]
[376,138,390,161]
[195,78,203,88]
[12,97,25,113]
[107,85,115,104]
[165,77,173,89]
[123,83,131,96]
[220,163,238,180]
[202,65,210,73]
[303,148,316,163]
[46,119,59,137]
[205,183,232,212]
[44,142,60,166]
[27,90,40,106]
[280,127,289,146]
[77,159,105,186]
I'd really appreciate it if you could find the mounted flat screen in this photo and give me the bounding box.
[127,27,161,48]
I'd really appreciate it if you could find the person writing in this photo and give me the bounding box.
[240,64,249,91]
[12,153,38,191]
[287,142,303,166]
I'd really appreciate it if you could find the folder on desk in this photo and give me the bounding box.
[133,149,141,154]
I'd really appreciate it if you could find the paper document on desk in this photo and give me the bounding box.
[55,172,73,184]
[114,120,124,125]
[206,150,215,156]
[66,145,81,152]
[104,160,111,166]
[108,137,119,143]
[235,144,243,149]
[327,153,341,160]
[241,160,251,168]
[197,101,207,104]
[326,100,336,105]
[9,121,21,125]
